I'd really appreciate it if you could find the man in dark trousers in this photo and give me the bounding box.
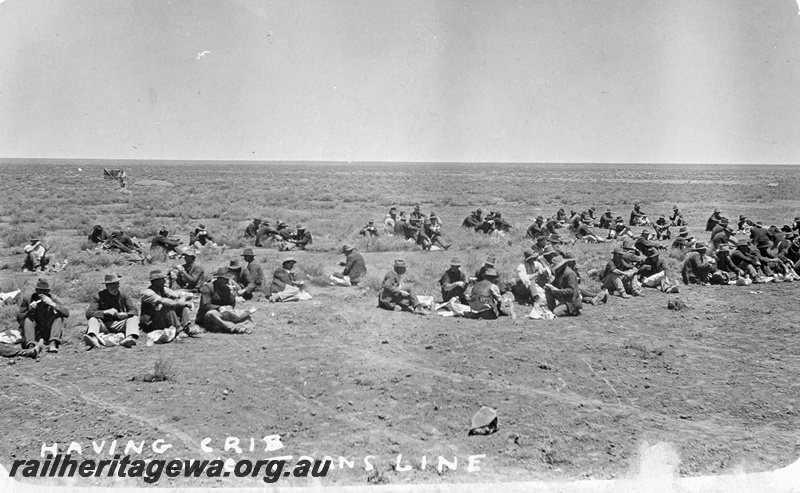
[244,218,261,238]
[526,216,546,239]
[544,255,582,316]
[681,242,713,285]
[378,260,426,314]
[83,273,139,350]
[18,278,69,353]
[150,228,182,257]
[706,208,723,232]
[173,248,206,291]
[140,269,195,337]
[197,268,252,333]
[227,259,256,300]
[440,257,468,303]
[332,244,367,286]
[242,248,266,297]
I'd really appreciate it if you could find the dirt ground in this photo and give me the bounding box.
[1,162,799,487]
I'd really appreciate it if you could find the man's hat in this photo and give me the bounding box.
[673,205,678,210]
[736,238,750,247]
[181,247,197,257]
[278,221,287,228]
[483,268,498,278]
[213,267,229,279]
[102,274,121,284]
[34,278,51,291]
[341,244,355,253]
[296,223,305,230]
[30,236,40,242]
[756,221,763,226]
[622,239,637,250]
[739,215,746,219]
[368,219,374,224]
[613,247,625,255]
[241,248,255,257]
[536,216,544,221]
[389,207,397,213]
[692,242,708,252]
[282,256,297,264]
[393,259,406,269]
[228,259,242,270]
[524,250,539,262]
[449,257,462,266]
[713,208,720,213]
[253,217,261,222]
[542,245,557,256]
[720,218,729,226]
[716,244,731,253]
[149,270,166,281]
[550,255,568,271]
[781,225,792,232]
[678,227,689,237]
[484,256,497,267]
[794,216,800,222]
[641,229,650,236]
[198,224,206,229]
[615,216,624,222]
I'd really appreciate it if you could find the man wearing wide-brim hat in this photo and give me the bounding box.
[17,278,70,353]
[526,216,546,240]
[196,268,253,333]
[359,219,380,238]
[281,223,313,251]
[637,249,680,293]
[23,236,49,272]
[653,215,672,240]
[440,257,468,304]
[706,208,723,232]
[227,258,256,300]
[670,205,687,227]
[269,257,311,302]
[600,247,640,298]
[241,248,266,297]
[84,274,139,350]
[729,238,769,282]
[473,256,498,282]
[140,269,196,340]
[255,219,280,247]
[378,260,426,315]
[150,227,183,258]
[244,217,261,239]
[331,244,367,287]
[712,243,745,284]
[463,268,509,319]
[544,256,582,316]
[513,250,549,306]
[681,242,714,285]
[671,226,695,251]
[174,247,206,292]
[610,217,634,240]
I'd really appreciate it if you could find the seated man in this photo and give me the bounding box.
[710,219,733,249]
[513,250,548,306]
[255,220,281,247]
[461,209,484,230]
[88,225,109,244]
[287,223,313,251]
[410,205,424,221]
[575,218,605,243]
[599,209,614,230]
[610,217,634,240]
[451,268,513,320]
[629,204,650,226]
[173,248,206,292]
[23,237,48,272]
[474,256,498,282]
[440,257,469,304]
[671,227,694,250]
[489,212,512,233]
[526,216,546,240]
[359,220,380,237]
[140,270,196,342]
[653,216,671,240]
[104,230,144,256]
[196,268,253,333]
[270,257,311,302]
[274,221,295,249]
[331,244,367,286]
[706,208,723,232]
[556,208,568,222]
[737,214,753,232]
[712,244,743,284]
[242,248,266,296]
[637,249,679,293]
[190,224,218,250]
[17,278,69,353]
[150,228,182,257]
[731,238,769,282]
[378,260,426,314]
[227,259,256,300]
[634,230,660,255]
[83,274,139,350]
[244,218,261,238]
[681,242,713,285]
[670,206,687,226]
[384,208,398,235]
[429,212,443,228]
[601,248,641,298]
[544,256,582,316]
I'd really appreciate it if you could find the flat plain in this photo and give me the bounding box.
[1,160,799,487]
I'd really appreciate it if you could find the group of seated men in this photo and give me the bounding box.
[461,209,513,235]
[383,206,451,250]
[243,218,313,251]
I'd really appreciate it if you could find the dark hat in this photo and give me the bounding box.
[29,236,40,242]
[483,268,498,278]
[622,239,637,251]
[736,238,750,247]
[278,221,287,228]
[449,257,463,266]
[253,217,261,222]
[213,267,230,279]
[550,255,568,271]
[739,215,746,219]
[756,221,763,226]
[393,259,406,269]
[692,242,708,252]
[564,252,577,263]
[198,224,206,229]
[430,212,437,217]
[341,244,355,253]
[484,256,497,267]
[149,270,166,281]
[102,274,121,284]
[720,218,729,226]
[713,208,720,213]
[794,216,800,222]
[536,215,544,221]
[641,229,650,236]
[228,259,242,270]
[296,223,305,230]
[389,207,397,213]
[615,216,624,222]
[368,219,375,224]
[241,248,255,257]
[678,227,689,237]
[781,225,792,232]
[524,250,538,262]
[34,278,51,291]
[613,247,625,255]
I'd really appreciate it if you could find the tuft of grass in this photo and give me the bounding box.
[144,357,178,383]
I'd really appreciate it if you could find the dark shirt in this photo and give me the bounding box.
[229,268,255,295]
[638,255,667,277]
[246,262,266,289]
[89,228,108,243]
[18,293,70,327]
[150,234,181,252]
[682,252,711,284]
[85,289,137,321]
[196,280,235,322]
[270,267,297,294]
[244,222,260,238]
[439,268,466,301]
[293,230,313,249]
[175,263,206,290]
[750,226,771,247]
[706,213,722,232]
[550,266,582,312]
[526,222,545,239]
[342,251,367,283]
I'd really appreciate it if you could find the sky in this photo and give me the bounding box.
[1,0,800,164]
